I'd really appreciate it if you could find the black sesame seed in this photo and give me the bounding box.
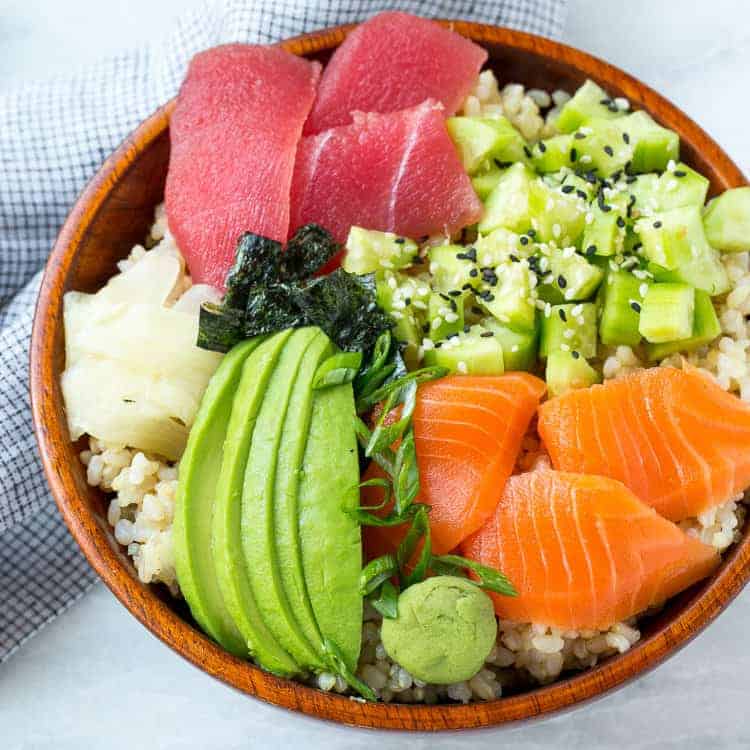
[480,331,495,338]
[633,242,643,252]
[434,342,443,349]
[599,98,612,106]
[674,169,687,177]
[576,189,589,200]
[523,145,532,159]
[461,282,474,291]
[611,170,623,183]
[557,275,568,289]
[561,184,575,194]
[439,292,450,301]
[570,147,578,163]
[604,145,614,157]
[394,237,406,244]
[616,216,626,228]
[626,175,638,184]
[571,350,581,359]
[469,268,479,278]
[627,194,636,217]
[622,132,630,144]
[558,308,567,322]
[630,301,641,313]
[422,323,430,333]
[494,159,513,169]
[520,235,530,246]
[586,244,597,257]
[464,324,471,333]
[538,141,547,153]
[472,306,483,315]
[527,229,537,238]
[448,290,462,298]
[404,297,412,306]
[653,221,663,229]
[509,254,520,263]
[574,131,586,140]
[412,255,425,265]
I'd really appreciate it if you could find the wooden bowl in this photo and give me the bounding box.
[30,21,750,731]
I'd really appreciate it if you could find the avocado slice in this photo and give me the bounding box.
[172,337,261,656]
[242,328,327,671]
[212,330,299,676]
[299,379,363,672]
[271,330,336,668]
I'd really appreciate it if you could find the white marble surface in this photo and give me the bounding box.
[2,1,750,747]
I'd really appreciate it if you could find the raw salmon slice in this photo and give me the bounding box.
[303,11,487,135]
[364,373,546,558]
[538,367,750,522]
[462,470,719,629]
[289,100,483,246]
[166,45,321,290]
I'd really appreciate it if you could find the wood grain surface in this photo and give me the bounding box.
[29,21,750,730]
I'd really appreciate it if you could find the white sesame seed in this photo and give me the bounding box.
[511,344,519,352]
[431,318,442,330]
[457,361,468,374]
[581,154,592,164]
[552,224,562,238]
[571,304,583,317]
[545,303,552,317]
[666,159,677,173]
[560,343,571,352]
[639,283,649,298]
[563,329,575,339]
[614,96,630,111]
[422,338,435,351]
[585,212,594,225]
[445,312,459,323]
[387,276,397,289]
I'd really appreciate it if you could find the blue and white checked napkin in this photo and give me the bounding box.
[0,0,567,663]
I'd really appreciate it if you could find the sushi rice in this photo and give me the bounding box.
[79,73,748,704]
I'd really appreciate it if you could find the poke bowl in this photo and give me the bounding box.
[29,17,750,731]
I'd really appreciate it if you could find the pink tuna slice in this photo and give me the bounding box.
[303,12,487,135]
[289,100,484,247]
[166,44,321,290]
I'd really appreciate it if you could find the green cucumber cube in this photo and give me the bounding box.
[428,291,465,341]
[644,290,720,360]
[627,173,661,214]
[479,163,536,235]
[638,282,695,343]
[598,270,649,347]
[581,203,627,257]
[446,116,527,175]
[703,187,750,253]
[539,302,598,359]
[423,325,504,375]
[546,351,601,397]
[471,168,505,200]
[480,262,537,331]
[531,134,574,173]
[575,117,634,176]
[428,244,479,293]
[530,180,587,245]
[556,80,624,133]
[619,111,679,173]
[484,319,539,371]
[474,227,531,263]
[540,252,605,302]
[343,226,417,274]
[655,163,709,210]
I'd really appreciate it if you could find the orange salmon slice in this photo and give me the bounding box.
[538,367,750,522]
[462,469,719,630]
[364,373,546,558]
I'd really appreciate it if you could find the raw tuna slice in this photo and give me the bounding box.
[462,470,719,630]
[290,100,483,245]
[363,373,546,558]
[166,45,321,290]
[538,366,750,522]
[304,12,487,134]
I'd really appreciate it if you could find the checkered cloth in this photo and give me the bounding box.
[0,0,567,663]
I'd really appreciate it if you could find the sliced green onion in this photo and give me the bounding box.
[313,351,363,389]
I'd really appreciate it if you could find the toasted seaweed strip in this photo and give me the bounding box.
[197,303,245,352]
[279,224,340,281]
[223,233,283,310]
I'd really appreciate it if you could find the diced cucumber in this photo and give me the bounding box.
[655,164,709,210]
[619,111,679,173]
[546,351,601,397]
[574,118,634,176]
[472,168,504,200]
[480,262,537,331]
[531,134,574,173]
[479,163,536,235]
[428,291,465,341]
[538,252,605,302]
[644,291,720,360]
[581,202,627,257]
[428,244,479,293]
[484,319,539,371]
[627,173,660,214]
[598,270,648,347]
[375,271,428,366]
[474,227,531,263]
[635,205,714,270]
[530,179,587,245]
[423,325,504,375]
[557,172,598,202]
[636,206,730,296]
[703,187,750,253]
[343,226,417,274]
[446,116,527,174]
[539,302,598,359]
[638,282,695,343]
[556,80,624,133]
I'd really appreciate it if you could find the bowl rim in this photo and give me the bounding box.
[30,19,750,731]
